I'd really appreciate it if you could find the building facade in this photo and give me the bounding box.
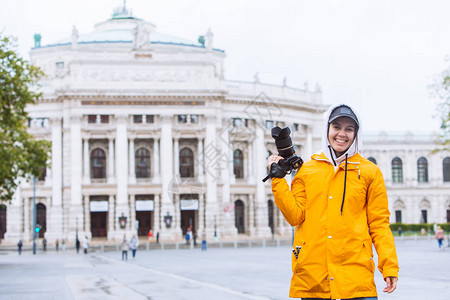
[2,7,449,244]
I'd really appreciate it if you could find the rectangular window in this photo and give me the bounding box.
[178,115,187,123]
[100,115,109,124]
[88,115,97,123]
[55,61,64,69]
[420,210,428,223]
[292,123,299,132]
[190,115,199,123]
[232,118,243,127]
[145,115,154,123]
[395,210,402,223]
[133,115,143,123]
[265,120,274,129]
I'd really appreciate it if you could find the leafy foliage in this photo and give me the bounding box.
[0,34,50,201]
[434,67,450,151]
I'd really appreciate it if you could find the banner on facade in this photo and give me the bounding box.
[90,201,109,212]
[136,200,154,211]
[180,199,199,210]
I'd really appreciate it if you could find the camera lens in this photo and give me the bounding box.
[271,126,295,158]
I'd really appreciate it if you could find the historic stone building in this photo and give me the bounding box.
[1,6,449,244]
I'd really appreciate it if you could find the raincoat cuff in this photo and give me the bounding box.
[382,269,399,280]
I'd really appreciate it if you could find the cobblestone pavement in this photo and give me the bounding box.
[0,239,448,299]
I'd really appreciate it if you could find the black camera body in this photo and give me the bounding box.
[263,126,303,182]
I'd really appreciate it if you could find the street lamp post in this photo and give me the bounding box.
[32,176,36,255]
[214,215,217,238]
[76,217,78,244]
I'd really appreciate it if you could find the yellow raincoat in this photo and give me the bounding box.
[272,152,399,299]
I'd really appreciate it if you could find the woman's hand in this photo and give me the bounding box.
[267,154,283,170]
[383,276,398,293]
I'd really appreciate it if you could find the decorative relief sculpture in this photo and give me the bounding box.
[133,23,151,49]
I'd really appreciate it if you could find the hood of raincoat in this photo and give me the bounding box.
[321,104,363,167]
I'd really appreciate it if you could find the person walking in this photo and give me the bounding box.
[55,238,59,251]
[129,234,139,259]
[17,240,23,255]
[62,239,66,251]
[121,238,129,261]
[268,104,399,299]
[435,225,445,250]
[76,238,80,254]
[398,226,402,237]
[42,238,47,252]
[83,236,89,254]
[156,231,159,244]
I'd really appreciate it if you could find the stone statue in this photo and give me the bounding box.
[133,23,151,49]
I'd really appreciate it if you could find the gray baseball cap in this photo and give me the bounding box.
[328,105,359,127]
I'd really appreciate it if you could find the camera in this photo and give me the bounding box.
[262,126,303,182]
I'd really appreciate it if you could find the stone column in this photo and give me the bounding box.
[108,137,115,184]
[219,127,236,237]
[153,194,161,233]
[159,115,176,240]
[248,194,255,235]
[41,117,64,241]
[197,138,204,182]
[173,137,180,177]
[130,194,136,233]
[153,138,160,183]
[24,197,30,241]
[305,125,313,158]
[198,193,205,234]
[107,195,115,240]
[204,115,219,239]
[4,187,24,242]
[83,137,90,184]
[83,195,91,237]
[114,115,129,240]
[253,125,272,237]
[69,115,83,240]
[247,141,254,183]
[174,193,181,233]
[129,137,136,184]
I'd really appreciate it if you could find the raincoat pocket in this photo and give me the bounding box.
[362,242,375,273]
[293,241,307,273]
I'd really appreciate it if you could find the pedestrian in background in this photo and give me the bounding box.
[268,104,399,299]
[55,238,59,251]
[121,238,129,261]
[62,239,66,251]
[129,234,139,259]
[398,227,402,237]
[435,226,445,250]
[17,240,23,255]
[201,233,207,251]
[156,231,160,244]
[76,238,80,254]
[43,238,47,252]
[83,236,89,254]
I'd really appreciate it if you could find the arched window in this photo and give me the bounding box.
[391,157,403,183]
[36,203,47,238]
[91,148,106,179]
[180,147,194,178]
[368,157,377,165]
[234,200,245,234]
[135,148,151,178]
[233,149,244,179]
[417,157,428,183]
[443,157,450,182]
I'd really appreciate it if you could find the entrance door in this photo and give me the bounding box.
[91,212,107,237]
[36,203,47,238]
[0,205,6,239]
[180,210,196,235]
[235,200,245,234]
[136,211,152,236]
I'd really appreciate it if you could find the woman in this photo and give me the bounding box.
[435,226,445,250]
[268,104,399,299]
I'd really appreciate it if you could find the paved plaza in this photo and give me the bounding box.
[0,238,448,300]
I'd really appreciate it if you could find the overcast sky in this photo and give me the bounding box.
[1,0,449,132]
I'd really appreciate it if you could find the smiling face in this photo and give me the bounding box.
[328,117,357,157]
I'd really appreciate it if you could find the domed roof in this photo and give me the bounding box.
[39,4,223,52]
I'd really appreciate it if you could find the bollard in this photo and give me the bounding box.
[176,242,179,250]
[234,241,237,248]
[248,240,252,247]
[101,244,104,252]
[146,242,149,251]
[263,239,266,247]
[277,239,280,247]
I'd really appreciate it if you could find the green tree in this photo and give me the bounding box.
[435,66,450,151]
[0,34,51,201]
